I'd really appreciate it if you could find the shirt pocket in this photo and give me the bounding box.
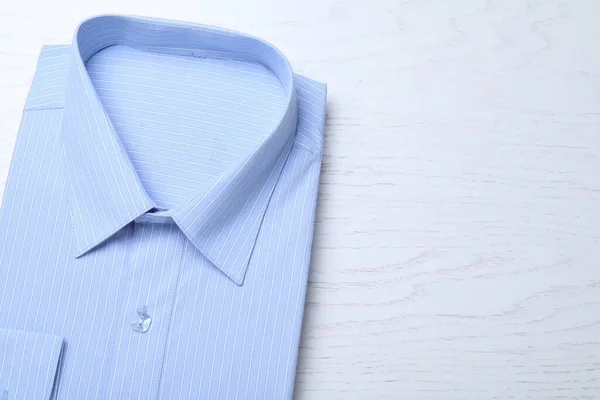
[0,328,65,400]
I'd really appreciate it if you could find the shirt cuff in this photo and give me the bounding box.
[0,328,65,400]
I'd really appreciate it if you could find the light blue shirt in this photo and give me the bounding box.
[0,15,326,399]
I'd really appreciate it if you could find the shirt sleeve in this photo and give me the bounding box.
[0,328,65,400]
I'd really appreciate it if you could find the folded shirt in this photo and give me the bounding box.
[0,14,326,399]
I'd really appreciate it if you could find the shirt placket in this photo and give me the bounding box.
[103,218,185,400]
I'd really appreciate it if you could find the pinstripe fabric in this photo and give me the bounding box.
[0,15,326,399]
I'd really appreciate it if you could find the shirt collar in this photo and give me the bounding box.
[62,15,298,285]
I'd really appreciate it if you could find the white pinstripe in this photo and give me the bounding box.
[5,331,28,393]
[248,150,299,400]
[156,239,192,398]
[23,112,63,329]
[30,334,50,400]
[95,87,281,122]
[79,229,124,400]
[60,227,104,399]
[0,112,38,313]
[13,110,55,328]
[73,62,138,222]
[49,234,74,335]
[281,159,322,394]
[15,333,39,398]
[27,83,68,94]
[42,336,62,399]
[202,165,274,397]
[125,225,169,398]
[93,81,284,115]
[93,225,135,400]
[144,229,185,400]
[118,130,246,158]
[127,149,227,170]
[70,230,118,399]
[4,111,48,324]
[98,96,277,133]
[212,151,285,399]
[165,245,203,400]
[237,161,287,398]
[91,78,285,107]
[109,223,155,396]
[66,82,117,232]
[273,154,317,395]
[89,50,283,83]
[222,232,262,400]
[180,258,214,398]
[88,68,286,99]
[263,150,307,395]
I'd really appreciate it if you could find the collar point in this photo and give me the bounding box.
[230,272,246,286]
[73,245,91,259]
[212,258,248,286]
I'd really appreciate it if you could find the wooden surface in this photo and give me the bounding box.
[2,1,600,398]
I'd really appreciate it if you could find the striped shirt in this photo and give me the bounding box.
[0,15,326,400]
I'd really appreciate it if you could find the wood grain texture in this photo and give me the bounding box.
[1,0,600,398]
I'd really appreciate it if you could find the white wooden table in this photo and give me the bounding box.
[2,1,600,398]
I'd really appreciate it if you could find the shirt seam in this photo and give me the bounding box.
[292,143,322,157]
[233,137,296,283]
[23,105,65,112]
[101,223,139,400]
[150,231,186,400]
[286,155,322,398]
[45,337,64,400]
[63,146,83,256]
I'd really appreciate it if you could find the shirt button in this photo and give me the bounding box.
[131,306,152,333]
